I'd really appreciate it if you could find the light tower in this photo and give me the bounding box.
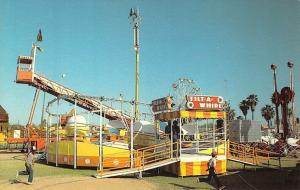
[129,8,141,121]
[287,62,296,134]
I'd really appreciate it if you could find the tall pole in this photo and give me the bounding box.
[288,62,296,135]
[99,104,103,173]
[41,92,46,125]
[179,119,182,157]
[129,8,141,121]
[74,99,77,169]
[46,113,50,164]
[170,121,173,158]
[55,99,59,167]
[130,104,134,168]
[271,64,280,133]
[31,43,37,74]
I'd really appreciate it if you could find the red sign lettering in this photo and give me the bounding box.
[186,95,224,110]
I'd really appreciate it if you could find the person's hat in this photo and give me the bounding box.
[173,120,178,125]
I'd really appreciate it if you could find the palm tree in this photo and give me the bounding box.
[246,94,259,120]
[239,100,249,120]
[261,104,275,127]
[224,101,236,121]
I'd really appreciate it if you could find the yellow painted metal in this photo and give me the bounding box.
[65,125,89,137]
[155,110,226,121]
[178,159,227,176]
[119,130,127,137]
[180,162,187,176]
[180,111,189,118]
[98,141,179,174]
[48,141,129,157]
[195,111,202,118]
[221,159,227,172]
[0,133,6,142]
[210,112,217,118]
[198,143,226,155]
[228,141,280,166]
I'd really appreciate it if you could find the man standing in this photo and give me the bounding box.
[165,120,171,140]
[172,120,180,142]
[199,151,225,190]
[172,120,180,156]
[16,146,35,185]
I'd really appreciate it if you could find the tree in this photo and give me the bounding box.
[239,100,249,120]
[261,104,275,127]
[246,94,259,120]
[224,101,236,121]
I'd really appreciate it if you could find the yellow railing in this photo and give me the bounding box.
[228,141,281,167]
[228,141,256,164]
[97,141,179,174]
[138,141,179,167]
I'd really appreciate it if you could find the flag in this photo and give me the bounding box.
[37,29,43,42]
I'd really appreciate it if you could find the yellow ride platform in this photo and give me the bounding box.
[47,141,130,168]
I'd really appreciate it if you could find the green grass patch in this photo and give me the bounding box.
[0,154,95,181]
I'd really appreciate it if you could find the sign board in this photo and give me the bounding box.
[186,95,224,110]
[152,96,172,112]
[13,130,21,138]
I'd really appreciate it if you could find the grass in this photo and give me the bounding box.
[0,153,95,181]
[142,159,299,190]
[0,153,299,189]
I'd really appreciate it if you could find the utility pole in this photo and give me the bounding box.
[129,8,141,121]
[287,62,296,135]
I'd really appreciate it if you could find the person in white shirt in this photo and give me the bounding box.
[199,151,225,190]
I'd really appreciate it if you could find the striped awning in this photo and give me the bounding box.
[154,110,226,121]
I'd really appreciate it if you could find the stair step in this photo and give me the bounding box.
[94,158,179,178]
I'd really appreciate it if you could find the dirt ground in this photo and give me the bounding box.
[0,176,158,190]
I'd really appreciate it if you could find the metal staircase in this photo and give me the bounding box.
[94,141,180,178]
[227,141,281,169]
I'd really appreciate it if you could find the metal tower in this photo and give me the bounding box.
[129,8,141,121]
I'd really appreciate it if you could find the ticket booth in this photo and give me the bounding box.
[154,95,227,176]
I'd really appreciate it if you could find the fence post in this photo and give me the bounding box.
[253,147,256,164]
[267,152,270,167]
[177,141,179,158]
[243,145,245,162]
[142,150,145,168]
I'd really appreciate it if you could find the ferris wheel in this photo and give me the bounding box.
[170,78,200,110]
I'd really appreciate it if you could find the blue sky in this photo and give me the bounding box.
[0,0,299,125]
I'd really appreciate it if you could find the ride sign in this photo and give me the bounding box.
[152,96,173,112]
[186,95,224,110]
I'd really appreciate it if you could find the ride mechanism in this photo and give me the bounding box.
[13,30,131,151]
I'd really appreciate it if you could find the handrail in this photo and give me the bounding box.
[97,141,179,175]
[228,141,281,167]
[137,141,173,151]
